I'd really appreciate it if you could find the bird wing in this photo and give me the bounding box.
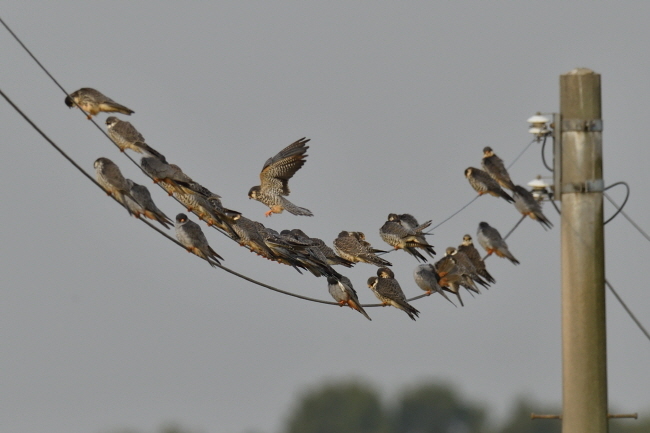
[259,138,310,196]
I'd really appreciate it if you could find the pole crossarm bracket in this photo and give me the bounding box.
[561,118,603,132]
[561,179,604,194]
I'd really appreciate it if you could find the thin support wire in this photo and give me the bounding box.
[506,138,536,170]
[548,193,650,343]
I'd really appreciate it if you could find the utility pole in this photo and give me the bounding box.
[559,68,608,433]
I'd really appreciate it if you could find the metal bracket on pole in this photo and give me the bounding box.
[561,119,603,132]
[561,179,604,194]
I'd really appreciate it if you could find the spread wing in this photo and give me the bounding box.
[259,138,310,196]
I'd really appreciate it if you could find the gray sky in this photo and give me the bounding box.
[2,2,649,433]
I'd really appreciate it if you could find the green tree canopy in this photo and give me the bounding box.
[284,381,387,433]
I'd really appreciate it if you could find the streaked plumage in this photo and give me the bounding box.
[413,264,456,306]
[105,116,166,162]
[124,179,172,229]
[481,146,516,191]
[432,254,466,306]
[367,267,419,321]
[437,247,482,295]
[231,215,276,259]
[327,276,371,321]
[65,88,134,119]
[457,234,495,284]
[174,213,223,266]
[380,213,435,262]
[477,221,520,264]
[289,229,354,267]
[465,167,514,203]
[248,138,313,217]
[513,185,553,230]
[333,231,392,267]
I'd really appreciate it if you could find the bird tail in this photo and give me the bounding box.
[496,249,520,265]
[101,102,134,116]
[360,254,392,267]
[284,201,314,217]
[499,189,514,203]
[347,299,372,321]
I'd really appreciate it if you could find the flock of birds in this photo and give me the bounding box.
[66,87,553,322]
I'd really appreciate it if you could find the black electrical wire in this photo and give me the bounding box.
[603,182,630,225]
[540,134,553,172]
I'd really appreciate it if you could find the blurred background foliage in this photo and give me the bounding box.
[107,379,648,433]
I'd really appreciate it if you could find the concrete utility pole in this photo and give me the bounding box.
[559,68,608,433]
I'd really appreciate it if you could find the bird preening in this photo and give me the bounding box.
[74,87,549,321]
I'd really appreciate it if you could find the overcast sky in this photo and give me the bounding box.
[2,2,649,433]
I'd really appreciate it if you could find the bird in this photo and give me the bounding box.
[230,215,277,259]
[105,117,166,162]
[477,222,520,264]
[513,185,553,230]
[93,157,133,207]
[413,264,456,306]
[65,88,134,119]
[289,229,354,267]
[174,213,223,266]
[448,246,490,289]
[327,276,372,321]
[140,157,192,194]
[124,179,173,229]
[436,247,482,296]
[367,267,419,321]
[380,213,435,262]
[457,234,495,284]
[481,146,516,191]
[465,167,514,202]
[432,255,466,307]
[248,138,313,217]
[333,231,392,267]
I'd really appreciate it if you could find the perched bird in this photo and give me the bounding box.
[436,247,482,295]
[105,117,166,162]
[230,215,276,259]
[93,157,133,206]
[65,88,134,119]
[513,185,553,230]
[477,222,520,264]
[457,234,495,284]
[124,179,172,229]
[448,246,490,289]
[327,276,372,321]
[140,157,192,194]
[174,213,223,266]
[289,229,354,267]
[380,214,435,262]
[413,264,456,306]
[465,167,514,203]
[248,138,313,217]
[334,231,392,267]
[432,256,465,307]
[367,267,419,321]
[481,146,516,191]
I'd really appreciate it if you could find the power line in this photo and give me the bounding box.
[0,15,544,311]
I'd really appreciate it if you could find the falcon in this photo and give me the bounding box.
[380,213,435,262]
[124,179,172,229]
[513,185,553,230]
[248,138,313,217]
[327,276,372,321]
[413,264,456,306]
[105,117,166,162]
[93,157,133,206]
[465,167,514,203]
[457,234,495,284]
[65,88,134,119]
[477,221,520,264]
[481,146,516,190]
[140,157,192,194]
[333,231,392,267]
[174,213,223,266]
[368,267,420,321]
